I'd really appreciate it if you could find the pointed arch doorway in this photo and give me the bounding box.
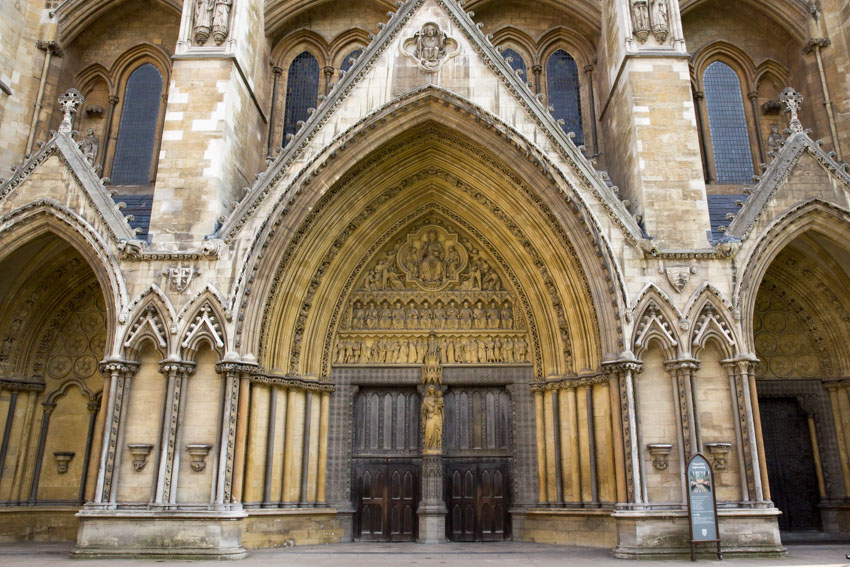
[338,212,523,542]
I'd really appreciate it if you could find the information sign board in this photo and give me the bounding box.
[686,453,722,560]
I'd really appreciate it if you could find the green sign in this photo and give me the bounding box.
[687,453,721,560]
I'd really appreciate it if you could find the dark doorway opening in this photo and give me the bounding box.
[760,396,822,532]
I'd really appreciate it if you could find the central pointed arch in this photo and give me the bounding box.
[236,93,627,378]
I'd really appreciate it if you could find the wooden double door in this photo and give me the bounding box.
[352,386,512,542]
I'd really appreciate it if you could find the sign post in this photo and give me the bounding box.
[686,453,722,561]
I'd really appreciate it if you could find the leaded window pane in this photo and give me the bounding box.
[501,48,527,78]
[340,48,363,75]
[546,50,583,145]
[111,64,162,186]
[703,61,754,184]
[283,51,320,140]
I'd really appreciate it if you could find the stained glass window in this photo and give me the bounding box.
[339,48,363,76]
[501,48,527,79]
[703,61,754,183]
[283,51,320,140]
[111,64,162,186]
[546,50,583,145]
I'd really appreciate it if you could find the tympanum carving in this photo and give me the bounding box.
[335,219,531,366]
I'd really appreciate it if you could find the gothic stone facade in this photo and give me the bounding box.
[0,0,849,559]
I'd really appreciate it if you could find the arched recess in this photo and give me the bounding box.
[0,203,126,359]
[235,93,627,378]
[737,200,850,372]
[738,201,850,533]
[56,0,181,45]
[0,209,118,507]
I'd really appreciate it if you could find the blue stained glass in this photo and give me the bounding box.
[546,50,583,145]
[111,64,162,186]
[501,48,527,78]
[283,51,320,140]
[339,48,363,76]
[703,61,754,183]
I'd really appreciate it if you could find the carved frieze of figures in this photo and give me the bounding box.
[193,0,232,47]
[334,334,529,365]
[650,0,669,43]
[631,0,651,43]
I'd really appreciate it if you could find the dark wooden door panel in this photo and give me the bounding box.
[445,459,510,541]
[354,460,419,541]
[760,397,822,532]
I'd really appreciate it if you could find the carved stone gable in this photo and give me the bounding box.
[401,22,459,72]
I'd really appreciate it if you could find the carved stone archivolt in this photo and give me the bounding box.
[333,217,532,368]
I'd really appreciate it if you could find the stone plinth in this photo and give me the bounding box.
[417,454,447,543]
[612,507,785,559]
[72,508,247,559]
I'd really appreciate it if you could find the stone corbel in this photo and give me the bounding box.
[705,442,732,471]
[646,443,672,471]
[127,443,154,472]
[53,451,75,474]
[186,444,212,472]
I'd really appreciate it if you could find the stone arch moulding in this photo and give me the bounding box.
[178,297,229,362]
[271,29,331,69]
[631,286,683,360]
[679,0,809,43]
[225,87,635,367]
[687,289,739,359]
[110,43,173,96]
[735,199,850,355]
[0,201,127,355]
[120,285,176,360]
[55,0,182,45]
[691,40,757,92]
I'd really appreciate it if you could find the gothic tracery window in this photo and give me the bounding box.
[703,61,754,183]
[111,63,163,186]
[501,48,527,79]
[546,49,583,145]
[282,51,320,140]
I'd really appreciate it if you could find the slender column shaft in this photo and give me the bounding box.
[266,67,283,159]
[28,403,55,501]
[826,384,850,497]
[282,388,306,505]
[316,391,330,505]
[231,375,252,503]
[542,388,559,503]
[533,390,547,502]
[558,388,580,504]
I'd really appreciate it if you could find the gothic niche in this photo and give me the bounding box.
[334,220,531,366]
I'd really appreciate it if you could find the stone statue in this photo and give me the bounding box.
[79,128,99,164]
[433,301,446,329]
[421,386,444,453]
[459,300,473,330]
[392,301,405,330]
[650,0,669,43]
[446,301,458,329]
[211,0,232,46]
[473,300,486,330]
[500,302,513,329]
[631,0,651,43]
[193,0,215,45]
[406,301,419,329]
[503,337,514,363]
[486,301,500,328]
[415,23,447,69]
[767,123,785,152]
[366,302,379,329]
[419,229,446,284]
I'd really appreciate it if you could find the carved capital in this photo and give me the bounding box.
[271,66,284,77]
[108,95,120,105]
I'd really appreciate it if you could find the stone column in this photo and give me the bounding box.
[94,361,137,505]
[230,369,253,504]
[155,360,195,505]
[214,361,254,507]
[417,384,446,543]
[242,381,271,504]
[612,357,644,504]
[599,0,710,248]
[150,0,268,247]
[558,386,581,505]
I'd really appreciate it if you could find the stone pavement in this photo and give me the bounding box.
[2,542,850,566]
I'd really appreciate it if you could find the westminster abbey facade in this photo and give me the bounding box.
[0,0,849,559]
